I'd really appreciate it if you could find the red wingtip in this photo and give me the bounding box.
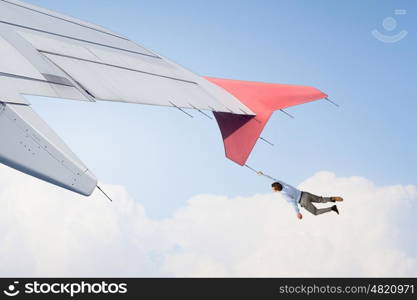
[204,77,327,165]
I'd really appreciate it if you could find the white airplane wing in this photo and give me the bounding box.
[0,0,254,196]
[0,0,252,113]
[0,0,328,196]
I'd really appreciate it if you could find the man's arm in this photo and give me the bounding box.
[257,171,278,182]
[256,172,293,189]
[292,202,301,213]
[289,200,302,220]
[274,186,302,220]
[291,202,303,220]
[291,201,299,213]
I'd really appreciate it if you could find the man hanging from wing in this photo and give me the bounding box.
[257,172,343,219]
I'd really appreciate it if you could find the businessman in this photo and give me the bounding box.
[265,174,343,220]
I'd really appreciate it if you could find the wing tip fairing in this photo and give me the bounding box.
[205,77,328,166]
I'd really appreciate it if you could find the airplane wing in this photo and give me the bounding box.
[0,0,327,196]
[0,0,252,113]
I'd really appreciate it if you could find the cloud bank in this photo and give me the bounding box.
[0,166,416,277]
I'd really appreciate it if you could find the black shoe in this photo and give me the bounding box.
[331,205,339,215]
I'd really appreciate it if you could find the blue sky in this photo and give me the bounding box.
[24,0,416,218]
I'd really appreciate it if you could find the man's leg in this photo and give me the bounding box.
[302,192,334,203]
[300,193,334,216]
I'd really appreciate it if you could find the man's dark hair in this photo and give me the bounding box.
[271,182,283,191]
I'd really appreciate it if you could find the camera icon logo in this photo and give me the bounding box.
[372,9,408,43]
[3,281,20,297]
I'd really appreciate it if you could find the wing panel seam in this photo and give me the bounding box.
[42,50,199,85]
[0,71,74,86]
[0,20,160,58]
[1,0,129,41]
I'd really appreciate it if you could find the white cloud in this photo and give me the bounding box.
[0,166,416,277]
